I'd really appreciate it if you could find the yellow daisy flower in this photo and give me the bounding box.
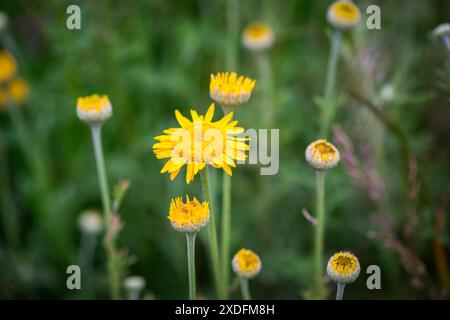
[168,196,209,233]
[327,0,361,30]
[153,103,249,184]
[210,72,256,107]
[0,50,17,83]
[76,94,112,124]
[305,139,340,170]
[327,251,360,284]
[242,22,275,52]
[232,248,262,279]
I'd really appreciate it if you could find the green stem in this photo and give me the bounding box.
[239,277,251,300]
[199,167,222,299]
[320,30,341,138]
[221,172,231,299]
[336,283,345,300]
[226,0,239,70]
[90,125,120,299]
[186,233,197,300]
[256,52,273,126]
[314,170,326,298]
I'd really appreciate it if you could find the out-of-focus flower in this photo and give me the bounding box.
[210,72,256,108]
[123,275,146,300]
[7,77,29,104]
[153,103,248,184]
[305,139,340,170]
[78,209,103,234]
[432,23,450,38]
[76,94,112,125]
[327,251,360,284]
[380,83,395,103]
[168,196,209,233]
[232,248,262,279]
[0,50,17,84]
[327,0,361,30]
[242,22,275,52]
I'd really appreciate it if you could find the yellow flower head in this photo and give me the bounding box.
[0,50,17,83]
[232,248,262,279]
[76,94,112,124]
[210,72,256,107]
[168,195,209,233]
[327,0,361,30]
[242,22,275,52]
[153,103,249,184]
[327,251,360,284]
[7,77,29,104]
[305,139,340,170]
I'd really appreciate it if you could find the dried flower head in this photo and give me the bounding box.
[123,276,146,292]
[0,50,16,84]
[76,94,112,124]
[232,248,262,279]
[327,251,360,284]
[327,0,361,30]
[78,209,103,234]
[168,196,209,233]
[305,139,340,170]
[242,22,275,52]
[153,103,249,184]
[210,72,256,107]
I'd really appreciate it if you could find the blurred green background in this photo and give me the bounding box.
[0,0,449,299]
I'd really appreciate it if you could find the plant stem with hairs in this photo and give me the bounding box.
[239,277,251,300]
[200,167,223,298]
[186,233,197,300]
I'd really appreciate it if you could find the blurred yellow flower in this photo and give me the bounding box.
[232,248,262,279]
[242,22,275,52]
[327,251,360,284]
[327,0,361,29]
[305,139,340,170]
[153,103,248,184]
[76,94,112,124]
[7,77,29,104]
[210,72,256,107]
[168,196,209,233]
[0,50,16,83]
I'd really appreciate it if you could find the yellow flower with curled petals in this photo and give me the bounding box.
[168,196,209,233]
[76,94,112,124]
[327,0,361,30]
[242,22,275,52]
[232,248,262,279]
[153,103,249,184]
[327,251,360,284]
[210,72,256,107]
[305,139,340,170]
[0,50,16,83]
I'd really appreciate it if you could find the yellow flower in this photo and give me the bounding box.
[327,251,360,284]
[76,94,112,124]
[7,77,29,104]
[305,139,340,170]
[0,89,6,110]
[242,22,275,52]
[0,50,17,83]
[210,72,256,107]
[168,196,209,233]
[327,0,361,30]
[232,248,262,279]
[153,103,249,184]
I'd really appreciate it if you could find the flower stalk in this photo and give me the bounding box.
[199,167,223,298]
[336,282,345,300]
[221,171,231,298]
[186,233,197,300]
[239,277,251,300]
[314,170,326,298]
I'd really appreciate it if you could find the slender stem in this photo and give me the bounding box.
[256,52,274,126]
[199,167,222,298]
[320,30,342,138]
[186,233,197,300]
[90,125,120,299]
[90,125,112,224]
[226,0,239,70]
[239,277,251,300]
[336,283,346,300]
[314,170,326,298]
[221,172,231,299]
